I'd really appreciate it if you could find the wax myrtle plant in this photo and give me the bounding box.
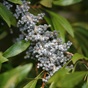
[0,0,88,88]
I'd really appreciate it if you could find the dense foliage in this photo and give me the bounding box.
[0,0,88,88]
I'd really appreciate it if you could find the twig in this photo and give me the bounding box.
[35,63,38,75]
[66,52,73,56]
[41,72,47,88]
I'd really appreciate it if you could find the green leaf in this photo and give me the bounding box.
[49,67,88,88]
[0,52,8,64]
[82,82,88,88]
[74,26,88,38]
[24,80,37,88]
[0,3,16,27]
[3,40,30,58]
[23,71,43,88]
[46,10,74,42]
[73,22,88,30]
[0,31,7,40]
[48,68,69,83]
[87,78,88,88]
[72,53,88,64]
[44,16,54,31]
[8,0,22,4]
[74,26,88,57]
[0,64,32,88]
[53,0,82,6]
[49,82,56,88]
[58,71,88,88]
[40,0,53,8]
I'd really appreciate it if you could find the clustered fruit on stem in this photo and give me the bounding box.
[3,0,73,82]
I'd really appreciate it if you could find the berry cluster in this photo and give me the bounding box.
[3,0,13,10]
[3,0,73,82]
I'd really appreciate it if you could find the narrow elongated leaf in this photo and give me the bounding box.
[58,71,88,88]
[82,82,88,88]
[73,22,88,30]
[74,26,88,57]
[8,0,22,4]
[87,78,88,88]
[72,53,88,64]
[44,16,54,31]
[46,10,74,42]
[40,0,53,8]
[3,40,30,58]
[0,31,7,40]
[23,71,43,88]
[0,52,8,64]
[0,3,16,27]
[24,80,37,88]
[87,79,88,88]
[53,0,82,6]
[51,16,66,42]
[44,16,65,41]
[49,67,88,88]
[49,82,56,88]
[0,64,32,88]
[74,26,88,38]
[45,11,65,42]
[48,68,69,83]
